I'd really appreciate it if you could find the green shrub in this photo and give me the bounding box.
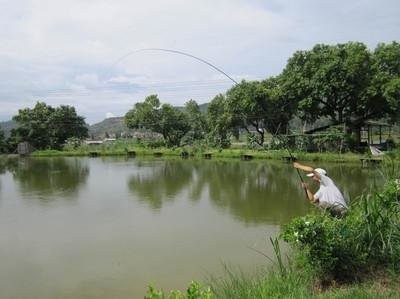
[145,281,212,299]
[282,180,400,282]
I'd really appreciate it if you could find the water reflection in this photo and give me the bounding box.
[6,157,89,200]
[128,160,311,224]
[128,160,193,210]
[0,157,6,190]
[0,158,6,175]
[128,159,384,225]
[190,161,310,224]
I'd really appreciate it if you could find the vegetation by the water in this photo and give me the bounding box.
[31,139,364,163]
[144,171,400,298]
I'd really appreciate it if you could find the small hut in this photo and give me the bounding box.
[359,120,392,149]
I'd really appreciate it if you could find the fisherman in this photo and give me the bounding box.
[293,162,348,217]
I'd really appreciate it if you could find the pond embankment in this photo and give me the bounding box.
[31,146,364,163]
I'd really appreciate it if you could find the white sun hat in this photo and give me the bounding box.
[306,168,327,177]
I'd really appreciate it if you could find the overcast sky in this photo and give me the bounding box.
[1,0,399,124]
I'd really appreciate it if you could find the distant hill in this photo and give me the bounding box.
[88,117,131,138]
[0,120,16,138]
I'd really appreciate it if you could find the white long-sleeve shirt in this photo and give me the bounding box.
[314,174,347,209]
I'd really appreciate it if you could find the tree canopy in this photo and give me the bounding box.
[183,99,207,143]
[11,102,88,150]
[206,78,296,147]
[281,41,400,129]
[206,94,231,148]
[0,129,6,153]
[125,94,191,146]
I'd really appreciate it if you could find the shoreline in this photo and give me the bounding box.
[29,148,364,163]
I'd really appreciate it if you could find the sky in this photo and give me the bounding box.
[0,0,399,124]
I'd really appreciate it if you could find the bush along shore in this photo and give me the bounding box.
[144,175,400,298]
[29,139,367,163]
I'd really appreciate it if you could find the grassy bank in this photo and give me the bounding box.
[145,177,400,298]
[31,140,364,162]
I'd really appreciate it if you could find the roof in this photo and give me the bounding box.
[363,120,391,127]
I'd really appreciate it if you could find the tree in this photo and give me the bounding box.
[261,77,297,135]
[48,105,88,148]
[183,99,206,143]
[281,42,400,131]
[13,102,54,149]
[125,94,190,146]
[11,101,88,150]
[206,94,231,148]
[225,80,269,146]
[373,42,400,122]
[224,78,296,146]
[0,129,6,153]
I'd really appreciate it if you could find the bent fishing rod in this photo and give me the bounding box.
[112,48,307,197]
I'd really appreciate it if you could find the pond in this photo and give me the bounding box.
[0,157,382,298]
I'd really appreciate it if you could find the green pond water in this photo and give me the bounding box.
[0,157,382,298]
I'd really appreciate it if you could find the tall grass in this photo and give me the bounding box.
[144,175,400,298]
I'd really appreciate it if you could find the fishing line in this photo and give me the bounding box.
[111,48,239,85]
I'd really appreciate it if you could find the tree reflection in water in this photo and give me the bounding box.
[128,160,193,210]
[5,157,89,200]
[128,159,383,225]
[128,160,311,224]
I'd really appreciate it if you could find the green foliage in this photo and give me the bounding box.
[63,137,82,150]
[11,101,88,150]
[224,78,296,147]
[145,281,212,299]
[210,264,312,299]
[0,129,6,153]
[225,80,269,146]
[206,94,231,148]
[282,180,400,282]
[282,42,400,129]
[183,99,207,144]
[125,95,190,147]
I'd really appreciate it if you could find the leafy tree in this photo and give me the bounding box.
[282,42,375,125]
[224,78,296,146]
[125,94,190,146]
[282,42,400,132]
[373,42,400,122]
[261,77,297,135]
[183,99,206,143]
[0,129,6,153]
[206,94,231,148]
[48,105,88,148]
[225,80,269,146]
[11,101,88,150]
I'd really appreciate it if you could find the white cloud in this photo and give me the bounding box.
[0,0,399,123]
[106,112,115,119]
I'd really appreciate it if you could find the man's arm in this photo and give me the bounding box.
[302,182,318,203]
[293,162,321,180]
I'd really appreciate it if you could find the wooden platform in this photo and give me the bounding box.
[241,154,254,161]
[88,151,100,157]
[127,151,136,157]
[360,157,383,167]
[282,156,297,162]
[204,153,212,159]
